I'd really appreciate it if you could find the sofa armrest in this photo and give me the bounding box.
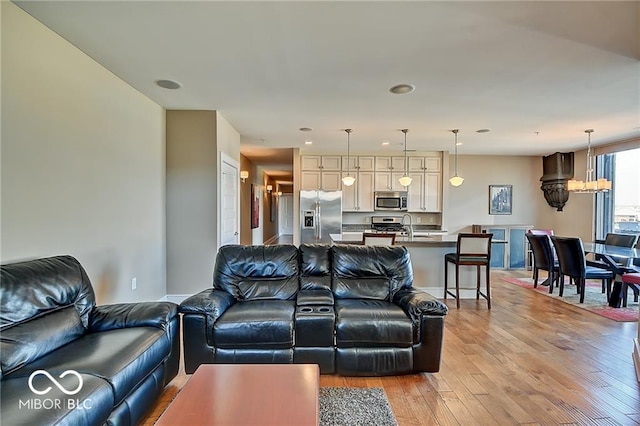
[393,288,448,321]
[179,289,236,322]
[89,302,178,333]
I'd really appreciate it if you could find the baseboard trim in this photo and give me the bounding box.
[264,235,278,245]
[633,338,640,383]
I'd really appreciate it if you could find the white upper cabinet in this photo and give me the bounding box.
[301,155,341,171]
[342,156,375,172]
[375,156,405,172]
[408,156,441,172]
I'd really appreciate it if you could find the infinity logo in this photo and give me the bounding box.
[28,370,83,396]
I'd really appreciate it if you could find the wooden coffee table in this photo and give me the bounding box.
[155,364,320,425]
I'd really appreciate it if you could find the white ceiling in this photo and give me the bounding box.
[15,1,640,171]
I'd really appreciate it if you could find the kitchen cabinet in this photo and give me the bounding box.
[342,156,374,172]
[408,156,441,172]
[342,171,374,212]
[300,155,342,190]
[472,224,533,269]
[375,156,406,172]
[300,170,342,191]
[301,155,341,171]
[407,172,441,212]
[374,172,407,192]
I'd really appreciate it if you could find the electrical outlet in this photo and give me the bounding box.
[131,277,137,290]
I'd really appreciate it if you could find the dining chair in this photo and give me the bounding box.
[444,233,493,309]
[551,236,614,303]
[621,272,640,307]
[526,229,554,274]
[362,232,396,246]
[526,233,559,293]
[587,233,638,293]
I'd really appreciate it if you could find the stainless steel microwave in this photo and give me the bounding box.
[374,191,408,211]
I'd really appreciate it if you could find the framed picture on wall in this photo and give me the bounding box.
[251,184,259,229]
[489,184,512,215]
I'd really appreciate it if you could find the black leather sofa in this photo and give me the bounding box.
[180,244,448,376]
[0,255,180,426]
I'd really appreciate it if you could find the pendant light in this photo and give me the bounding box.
[341,129,356,186]
[398,129,413,187]
[567,129,611,193]
[449,129,464,187]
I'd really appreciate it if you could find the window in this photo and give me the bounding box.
[595,148,640,239]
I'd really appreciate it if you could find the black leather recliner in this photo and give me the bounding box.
[180,244,448,376]
[0,255,180,426]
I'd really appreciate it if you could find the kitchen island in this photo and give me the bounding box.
[330,232,502,300]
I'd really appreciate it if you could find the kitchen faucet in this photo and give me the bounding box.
[401,213,413,239]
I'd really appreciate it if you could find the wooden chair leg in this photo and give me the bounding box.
[533,267,539,287]
[476,265,481,300]
[443,259,448,300]
[579,278,586,303]
[485,264,491,310]
[455,264,460,309]
[548,270,554,294]
[559,275,565,297]
[605,279,611,302]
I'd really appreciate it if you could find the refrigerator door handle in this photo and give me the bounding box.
[317,202,322,240]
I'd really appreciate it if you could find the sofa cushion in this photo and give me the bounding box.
[0,255,96,378]
[299,244,332,291]
[8,327,170,406]
[214,300,295,349]
[331,245,413,300]
[0,373,114,426]
[1,306,85,378]
[335,299,413,348]
[213,245,299,300]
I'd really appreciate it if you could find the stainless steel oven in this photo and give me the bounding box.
[374,191,408,211]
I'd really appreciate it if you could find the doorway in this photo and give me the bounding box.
[278,194,294,236]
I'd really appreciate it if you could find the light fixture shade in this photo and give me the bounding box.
[266,185,273,192]
[449,175,464,187]
[277,191,283,196]
[567,129,611,193]
[240,170,249,182]
[342,175,356,186]
[398,175,413,187]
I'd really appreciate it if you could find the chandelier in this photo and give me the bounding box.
[398,129,412,187]
[449,129,464,187]
[341,129,355,186]
[567,129,611,193]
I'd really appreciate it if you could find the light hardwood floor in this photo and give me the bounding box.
[142,269,640,425]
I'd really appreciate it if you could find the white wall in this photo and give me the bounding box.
[446,155,543,233]
[1,2,167,303]
[166,110,241,296]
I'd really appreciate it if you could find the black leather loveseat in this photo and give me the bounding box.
[180,244,448,376]
[0,255,180,426]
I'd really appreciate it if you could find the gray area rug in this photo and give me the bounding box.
[319,387,398,426]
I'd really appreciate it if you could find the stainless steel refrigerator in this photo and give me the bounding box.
[300,190,342,244]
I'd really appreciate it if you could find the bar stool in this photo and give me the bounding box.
[444,233,493,309]
[621,272,640,307]
[362,232,396,246]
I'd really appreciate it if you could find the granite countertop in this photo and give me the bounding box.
[329,232,507,247]
[329,232,459,247]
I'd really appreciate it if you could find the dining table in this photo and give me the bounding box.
[583,242,640,308]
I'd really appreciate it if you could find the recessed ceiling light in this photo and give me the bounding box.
[299,127,313,132]
[381,141,390,146]
[156,79,181,89]
[304,140,313,145]
[476,129,490,133]
[389,84,415,95]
